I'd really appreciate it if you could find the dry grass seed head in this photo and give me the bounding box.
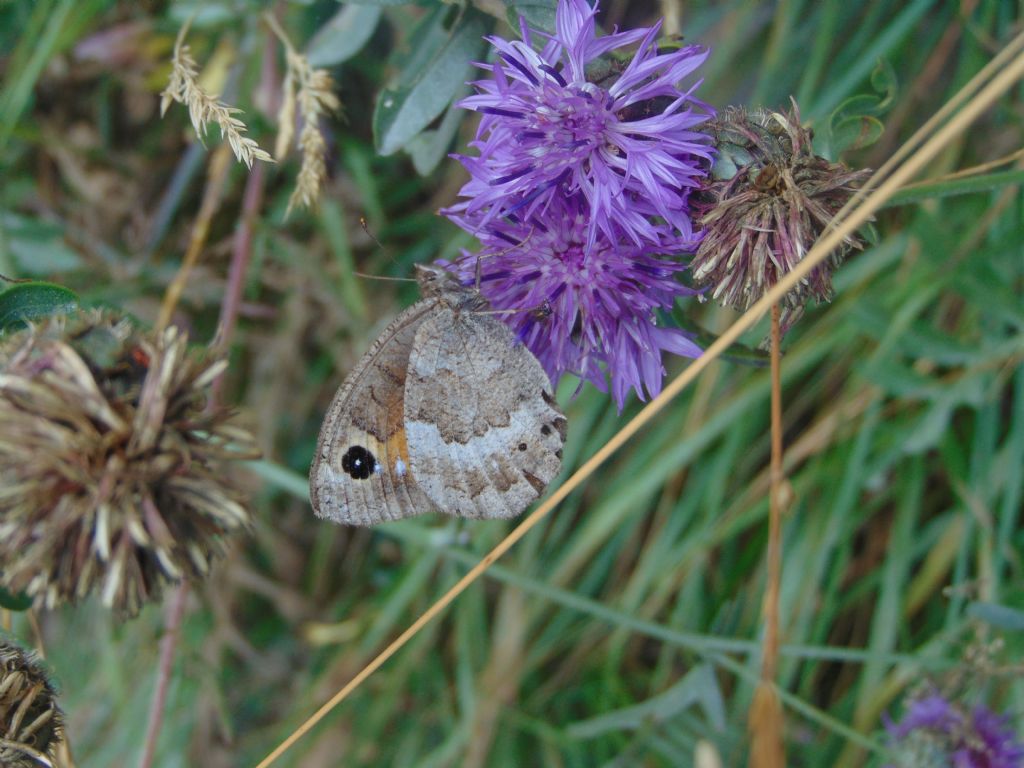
[160,22,272,169]
[265,14,341,214]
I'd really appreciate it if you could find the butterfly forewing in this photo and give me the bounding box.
[309,301,437,525]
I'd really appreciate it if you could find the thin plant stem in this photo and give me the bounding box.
[139,583,190,768]
[254,36,1024,768]
[137,142,234,768]
[766,303,784,684]
[748,304,786,768]
[143,48,270,765]
[212,160,267,398]
[155,143,233,332]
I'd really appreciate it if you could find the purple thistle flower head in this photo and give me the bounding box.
[443,195,701,410]
[884,693,1024,768]
[451,0,714,250]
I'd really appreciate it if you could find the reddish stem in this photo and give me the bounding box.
[139,583,189,768]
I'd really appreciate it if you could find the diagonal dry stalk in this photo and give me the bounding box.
[254,34,1024,768]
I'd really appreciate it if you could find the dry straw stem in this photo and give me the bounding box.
[264,13,340,214]
[833,29,1024,224]
[748,304,787,768]
[156,142,232,332]
[161,18,273,169]
[255,35,1024,768]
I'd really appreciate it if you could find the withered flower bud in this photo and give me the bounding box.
[0,636,64,767]
[0,310,258,617]
[692,101,870,334]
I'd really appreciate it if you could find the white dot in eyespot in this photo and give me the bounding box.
[395,458,406,477]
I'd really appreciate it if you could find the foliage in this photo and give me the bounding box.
[0,0,1021,766]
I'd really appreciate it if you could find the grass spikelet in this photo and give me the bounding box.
[160,19,273,169]
[265,14,341,214]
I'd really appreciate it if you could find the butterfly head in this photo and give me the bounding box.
[415,263,488,312]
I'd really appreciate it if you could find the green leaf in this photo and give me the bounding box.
[0,210,84,274]
[0,586,33,612]
[307,4,383,67]
[821,59,897,156]
[883,169,1024,208]
[373,5,490,156]
[405,86,470,175]
[966,602,1024,632]
[342,0,412,6]
[830,113,884,153]
[566,664,725,739]
[671,311,771,368]
[504,0,556,33]
[0,281,78,332]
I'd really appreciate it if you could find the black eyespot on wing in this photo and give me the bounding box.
[341,445,377,480]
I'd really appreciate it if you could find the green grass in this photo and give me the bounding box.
[0,0,1022,766]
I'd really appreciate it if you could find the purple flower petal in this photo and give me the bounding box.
[447,0,714,251]
[441,194,700,409]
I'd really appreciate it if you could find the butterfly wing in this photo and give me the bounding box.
[404,308,567,519]
[310,301,438,525]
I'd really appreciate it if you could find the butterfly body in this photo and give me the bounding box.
[310,265,566,525]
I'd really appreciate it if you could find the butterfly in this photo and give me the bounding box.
[310,264,567,525]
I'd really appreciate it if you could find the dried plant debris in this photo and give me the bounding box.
[692,102,870,335]
[160,20,272,168]
[0,310,259,617]
[266,14,341,214]
[0,637,64,768]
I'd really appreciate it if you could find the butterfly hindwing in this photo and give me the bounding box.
[403,304,566,519]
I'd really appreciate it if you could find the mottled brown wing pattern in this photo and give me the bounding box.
[403,303,567,519]
[309,300,438,525]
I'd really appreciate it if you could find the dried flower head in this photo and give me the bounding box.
[0,637,64,768]
[447,0,714,251]
[884,693,1024,768]
[691,102,870,334]
[160,21,273,168]
[443,194,701,409]
[0,310,258,617]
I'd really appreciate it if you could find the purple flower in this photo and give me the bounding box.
[450,0,714,250]
[443,195,701,409]
[885,694,1024,768]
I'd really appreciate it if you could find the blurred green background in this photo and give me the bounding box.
[1,0,1022,766]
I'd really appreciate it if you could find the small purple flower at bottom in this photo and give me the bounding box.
[442,195,701,410]
[884,694,1024,768]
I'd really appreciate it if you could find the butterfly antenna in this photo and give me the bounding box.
[354,216,417,283]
